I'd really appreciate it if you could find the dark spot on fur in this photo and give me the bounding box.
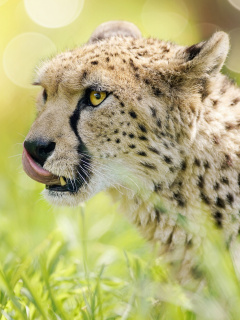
[200,192,211,205]
[213,182,220,191]
[154,183,162,192]
[156,119,162,128]
[106,57,110,62]
[227,193,234,204]
[138,124,147,133]
[91,60,98,65]
[120,110,125,114]
[140,162,157,170]
[214,211,223,227]
[163,142,169,149]
[163,155,172,164]
[152,87,162,97]
[137,133,147,141]
[197,175,204,188]
[194,158,201,166]
[150,107,157,117]
[129,58,138,71]
[220,177,229,185]
[181,160,187,171]
[204,161,210,169]
[148,146,160,155]
[114,129,119,134]
[129,144,136,149]
[216,197,225,209]
[137,96,142,101]
[173,192,185,207]
[137,151,147,156]
[231,97,240,106]
[129,133,135,139]
[115,139,120,144]
[129,111,137,119]
[120,102,125,107]
[225,122,235,130]
[122,131,126,136]
[107,138,111,142]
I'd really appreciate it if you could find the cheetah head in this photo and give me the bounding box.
[22,21,229,206]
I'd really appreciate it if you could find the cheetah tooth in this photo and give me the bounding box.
[60,176,67,186]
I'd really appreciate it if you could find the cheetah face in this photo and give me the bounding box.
[22,83,141,206]
[22,21,229,206]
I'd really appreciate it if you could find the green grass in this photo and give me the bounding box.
[1,155,240,320]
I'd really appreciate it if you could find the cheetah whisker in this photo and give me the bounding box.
[8,153,23,159]
[79,159,135,194]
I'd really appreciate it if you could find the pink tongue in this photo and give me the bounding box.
[22,147,60,185]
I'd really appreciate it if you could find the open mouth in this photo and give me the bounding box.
[22,148,91,193]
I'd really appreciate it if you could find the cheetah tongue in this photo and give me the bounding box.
[22,147,60,185]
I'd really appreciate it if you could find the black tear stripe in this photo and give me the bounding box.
[69,100,92,185]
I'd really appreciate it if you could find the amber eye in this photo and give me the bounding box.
[89,91,107,107]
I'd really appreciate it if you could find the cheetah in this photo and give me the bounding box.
[22,21,240,278]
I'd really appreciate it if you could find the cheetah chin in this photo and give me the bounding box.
[22,144,93,205]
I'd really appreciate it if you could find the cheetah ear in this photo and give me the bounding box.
[182,32,229,76]
[88,20,142,44]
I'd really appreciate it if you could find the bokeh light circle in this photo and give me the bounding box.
[3,33,56,88]
[226,28,240,73]
[24,0,84,28]
[0,0,8,5]
[228,0,240,11]
[141,0,188,40]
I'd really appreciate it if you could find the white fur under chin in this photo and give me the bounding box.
[43,189,86,207]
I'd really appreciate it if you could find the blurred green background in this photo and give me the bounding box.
[1,0,240,319]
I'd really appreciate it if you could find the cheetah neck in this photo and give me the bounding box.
[108,76,240,244]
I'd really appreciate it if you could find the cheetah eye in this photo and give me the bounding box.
[89,91,107,107]
[43,89,48,103]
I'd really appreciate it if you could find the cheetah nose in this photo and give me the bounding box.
[24,139,56,166]
[22,139,59,185]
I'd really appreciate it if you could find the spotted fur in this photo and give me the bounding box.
[25,21,240,278]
